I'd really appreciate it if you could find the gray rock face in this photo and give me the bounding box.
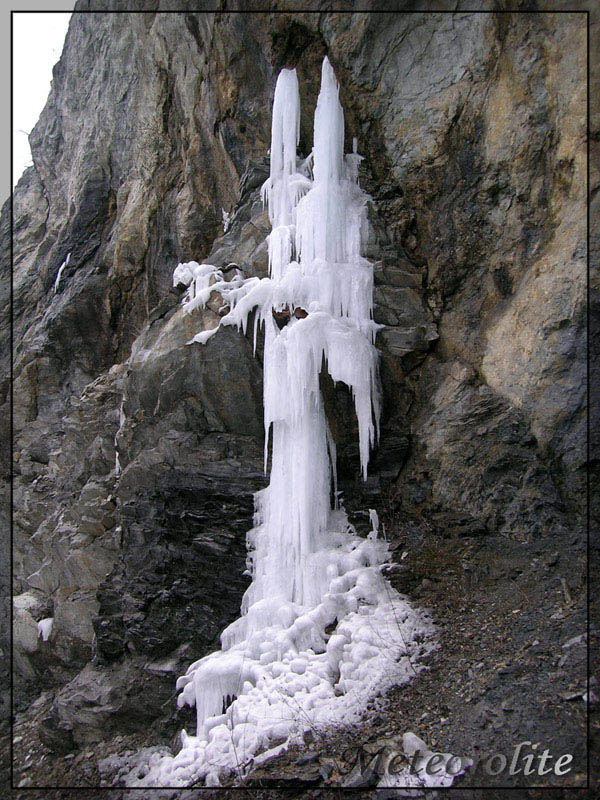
[1,4,589,776]
[400,359,568,538]
[49,656,191,748]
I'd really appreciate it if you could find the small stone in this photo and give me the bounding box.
[295,750,318,766]
[303,729,315,745]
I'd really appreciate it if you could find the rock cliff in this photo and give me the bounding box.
[2,3,592,792]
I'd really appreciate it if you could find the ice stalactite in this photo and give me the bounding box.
[136,58,435,789]
[54,251,71,292]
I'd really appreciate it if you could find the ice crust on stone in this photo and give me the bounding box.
[376,732,472,795]
[37,617,53,641]
[135,58,435,789]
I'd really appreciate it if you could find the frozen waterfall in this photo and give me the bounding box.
[135,57,435,789]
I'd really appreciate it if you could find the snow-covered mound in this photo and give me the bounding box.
[135,531,434,787]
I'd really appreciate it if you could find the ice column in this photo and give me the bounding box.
[246,57,379,613]
[173,56,383,743]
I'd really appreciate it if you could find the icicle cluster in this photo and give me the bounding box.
[136,58,434,789]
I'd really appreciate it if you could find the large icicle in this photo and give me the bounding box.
[134,57,434,790]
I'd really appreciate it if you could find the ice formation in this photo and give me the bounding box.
[135,58,435,789]
[54,252,70,292]
[37,617,53,642]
